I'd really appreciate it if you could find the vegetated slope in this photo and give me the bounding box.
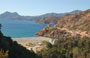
[36,16,59,24]
[57,9,90,33]
[36,9,90,38]
[37,36,90,58]
[0,25,40,58]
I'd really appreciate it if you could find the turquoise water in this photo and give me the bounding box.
[0,20,48,38]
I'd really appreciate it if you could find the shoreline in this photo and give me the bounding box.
[12,36,52,47]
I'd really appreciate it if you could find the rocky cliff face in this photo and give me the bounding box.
[36,9,90,38]
[36,24,72,38]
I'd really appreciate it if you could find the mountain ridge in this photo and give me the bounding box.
[0,10,82,24]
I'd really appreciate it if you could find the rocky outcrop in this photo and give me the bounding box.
[37,9,90,38]
[36,24,72,38]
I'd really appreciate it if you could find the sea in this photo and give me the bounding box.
[0,20,53,38]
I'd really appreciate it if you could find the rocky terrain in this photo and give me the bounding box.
[57,9,90,33]
[36,24,72,38]
[37,9,90,38]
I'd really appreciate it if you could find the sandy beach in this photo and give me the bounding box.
[12,37,52,46]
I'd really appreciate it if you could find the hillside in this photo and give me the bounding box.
[38,36,90,58]
[36,16,59,24]
[36,9,90,38]
[57,9,90,33]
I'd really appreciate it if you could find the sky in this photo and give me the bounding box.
[0,0,90,16]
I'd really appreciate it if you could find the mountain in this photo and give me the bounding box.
[36,9,90,38]
[0,10,81,24]
[35,10,82,24]
[0,11,21,19]
[68,10,82,14]
[38,10,82,17]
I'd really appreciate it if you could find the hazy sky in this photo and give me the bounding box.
[0,0,90,16]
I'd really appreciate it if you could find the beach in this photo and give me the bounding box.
[12,37,52,47]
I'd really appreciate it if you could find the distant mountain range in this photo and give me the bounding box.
[0,10,82,24]
[36,10,82,24]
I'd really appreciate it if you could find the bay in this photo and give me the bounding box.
[0,20,48,38]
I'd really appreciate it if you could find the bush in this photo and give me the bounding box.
[38,36,90,58]
[0,50,8,58]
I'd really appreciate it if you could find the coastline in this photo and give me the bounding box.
[12,36,52,47]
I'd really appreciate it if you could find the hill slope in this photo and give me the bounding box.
[57,9,90,33]
[37,9,90,38]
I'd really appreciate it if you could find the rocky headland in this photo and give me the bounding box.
[36,9,90,38]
